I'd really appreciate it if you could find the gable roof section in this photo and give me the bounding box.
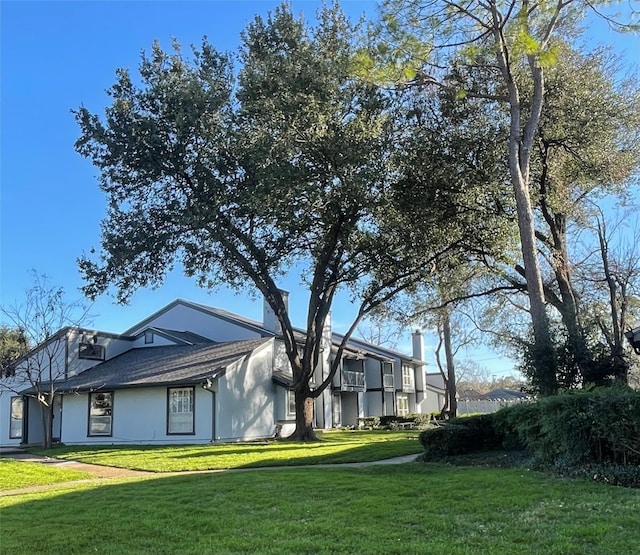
[334,333,423,364]
[124,299,273,337]
[141,327,215,345]
[123,298,417,364]
[48,338,271,393]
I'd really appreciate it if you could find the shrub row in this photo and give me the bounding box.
[419,387,640,486]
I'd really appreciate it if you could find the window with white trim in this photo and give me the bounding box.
[397,394,409,417]
[10,397,23,439]
[332,394,341,427]
[287,390,296,417]
[168,387,194,434]
[89,392,113,436]
[402,364,414,388]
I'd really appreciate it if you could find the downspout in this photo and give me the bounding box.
[201,378,216,443]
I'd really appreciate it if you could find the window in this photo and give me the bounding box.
[397,394,409,417]
[144,330,154,344]
[79,342,105,361]
[168,387,194,434]
[332,394,341,427]
[88,392,113,436]
[287,390,296,416]
[10,397,23,439]
[402,364,414,388]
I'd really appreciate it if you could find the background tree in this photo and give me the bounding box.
[75,4,469,441]
[1,273,90,448]
[392,37,639,392]
[369,0,638,394]
[0,326,29,377]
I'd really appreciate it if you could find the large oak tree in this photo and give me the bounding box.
[75,4,468,440]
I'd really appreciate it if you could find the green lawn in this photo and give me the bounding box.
[29,430,422,472]
[0,458,91,491]
[2,463,639,554]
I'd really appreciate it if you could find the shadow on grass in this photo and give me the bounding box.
[3,463,639,555]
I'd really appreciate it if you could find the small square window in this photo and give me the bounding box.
[144,331,154,344]
[80,342,105,361]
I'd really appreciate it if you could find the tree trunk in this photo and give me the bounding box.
[287,392,319,442]
[513,176,557,395]
[506,85,557,394]
[443,313,457,417]
[39,400,52,449]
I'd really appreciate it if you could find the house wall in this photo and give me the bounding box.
[340,392,359,426]
[365,391,383,417]
[127,303,262,343]
[66,330,134,378]
[0,376,29,446]
[215,341,277,441]
[61,387,215,445]
[61,342,278,444]
[131,334,177,348]
[419,389,445,414]
[364,358,382,389]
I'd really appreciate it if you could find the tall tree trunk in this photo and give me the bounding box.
[494,27,557,394]
[442,311,457,417]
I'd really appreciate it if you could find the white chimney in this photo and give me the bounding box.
[412,329,424,361]
[263,289,289,334]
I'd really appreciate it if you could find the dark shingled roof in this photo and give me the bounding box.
[48,338,271,393]
[147,328,214,345]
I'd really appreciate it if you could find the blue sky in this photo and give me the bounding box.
[1,1,638,376]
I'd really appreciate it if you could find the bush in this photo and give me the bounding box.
[420,425,484,457]
[419,413,503,458]
[497,386,640,466]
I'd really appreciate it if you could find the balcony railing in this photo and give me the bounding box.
[383,374,394,390]
[343,370,365,388]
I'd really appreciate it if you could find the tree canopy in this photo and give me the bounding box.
[75,3,478,440]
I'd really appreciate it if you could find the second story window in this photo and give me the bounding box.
[79,342,105,361]
[402,364,414,388]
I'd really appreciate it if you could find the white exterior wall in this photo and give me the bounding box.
[0,376,29,446]
[419,390,445,414]
[66,330,133,378]
[130,334,176,348]
[215,341,277,441]
[61,387,215,445]
[127,303,261,342]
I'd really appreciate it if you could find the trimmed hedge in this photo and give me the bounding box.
[496,387,640,466]
[418,387,640,486]
[419,413,503,457]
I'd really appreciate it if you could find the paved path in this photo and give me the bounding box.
[1,450,421,497]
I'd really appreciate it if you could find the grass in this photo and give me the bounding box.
[29,430,422,472]
[0,458,91,491]
[2,463,639,554]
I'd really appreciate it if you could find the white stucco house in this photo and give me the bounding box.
[1,297,444,446]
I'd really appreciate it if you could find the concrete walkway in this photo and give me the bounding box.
[1,448,421,497]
